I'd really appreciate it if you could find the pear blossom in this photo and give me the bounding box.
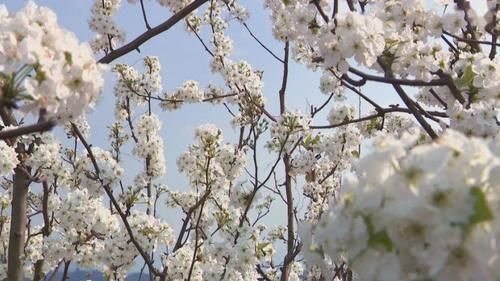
[0,1,105,121]
[0,140,18,177]
[302,130,500,281]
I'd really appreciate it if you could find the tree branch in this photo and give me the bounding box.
[99,0,209,64]
[0,120,56,140]
[310,107,447,129]
[71,123,161,277]
[348,67,447,87]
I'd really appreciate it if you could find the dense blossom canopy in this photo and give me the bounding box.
[0,0,499,281]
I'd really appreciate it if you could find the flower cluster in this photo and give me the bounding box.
[372,0,468,40]
[225,1,249,22]
[163,123,285,280]
[201,227,275,280]
[165,2,266,128]
[319,71,345,100]
[322,11,385,68]
[113,64,141,104]
[413,52,500,137]
[447,101,499,138]
[0,2,105,121]
[160,80,204,110]
[327,103,357,125]
[391,40,451,82]
[212,32,233,58]
[51,188,174,279]
[216,144,247,181]
[223,61,266,126]
[297,125,362,219]
[141,56,163,94]
[25,133,68,182]
[204,84,227,104]
[455,53,500,105]
[267,110,311,153]
[124,210,174,253]
[301,130,500,281]
[133,113,166,178]
[357,112,424,140]
[64,116,91,139]
[263,0,316,41]
[0,140,18,177]
[291,150,316,175]
[156,0,191,13]
[74,147,124,196]
[161,242,203,280]
[57,189,114,235]
[89,0,125,53]
[223,61,264,99]
[114,56,163,108]
[177,123,246,187]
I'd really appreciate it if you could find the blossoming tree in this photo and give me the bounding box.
[0,0,499,281]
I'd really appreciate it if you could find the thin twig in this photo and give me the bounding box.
[139,0,152,30]
[442,30,500,47]
[241,22,284,64]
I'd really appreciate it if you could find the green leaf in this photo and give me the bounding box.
[304,134,312,146]
[16,92,35,101]
[468,187,494,225]
[256,242,273,258]
[363,216,393,252]
[64,51,73,65]
[368,230,393,252]
[455,65,475,89]
[35,68,46,83]
[351,150,360,158]
[312,135,320,145]
[364,215,375,234]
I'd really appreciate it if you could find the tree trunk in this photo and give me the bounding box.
[7,167,30,281]
[281,154,294,281]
